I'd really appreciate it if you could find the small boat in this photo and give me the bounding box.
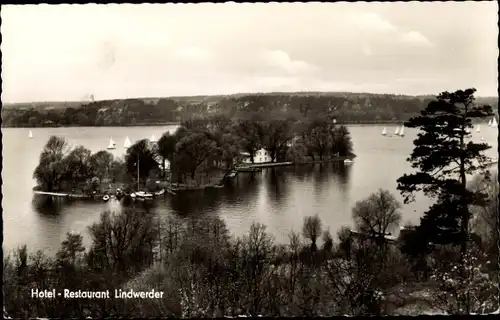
[488,119,493,126]
[107,137,116,150]
[154,189,166,197]
[491,117,498,128]
[344,159,353,164]
[130,192,137,199]
[115,189,124,198]
[394,126,400,135]
[102,195,110,202]
[476,125,481,133]
[150,133,158,143]
[480,136,485,141]
[124,136,131,149]
[136,191,154,200]
[399,125,405,137]
[381,127,387,136]
[228,171,237,178]
[29,130,33,139]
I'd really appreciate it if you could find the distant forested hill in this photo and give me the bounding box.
[1,92,498,127]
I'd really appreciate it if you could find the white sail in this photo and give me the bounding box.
[491,117,498,128]
[394,126,400,135]
[150,133,158,143]
[480,136,485,141]
[107,137,116,149]
[399,125,405,136]
[476,125,480,133]
[28,130,33,139]
[488,119,493,126]
[382,127,387,135]
[124,136,131,148]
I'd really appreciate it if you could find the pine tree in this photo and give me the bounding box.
[397,88,493,257]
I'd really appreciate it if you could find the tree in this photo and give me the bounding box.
[397,88,493,257]
[175,131,218,181]
[218,133,242,169]
[302,214,322,250]
[352,189,402,243]
[33,136,69,192]
[331,125,354,157]
[89,151,114,181]
[86,209,157,275]
[125,139,159,188]
[56,232,85,265]
[156,132,177,175]
[263,119,293,162]
[62,146,92,189]
[233,120,264,164]
[469,172,499,260]
[304,118,333,160]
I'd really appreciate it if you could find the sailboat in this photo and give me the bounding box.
[394,126,400,135]
[124,136,131,149]
[488,119,493,127]
[398,125,405,137]
[107,137,116,150]
[381,127,387,136]
[480,136,485,141]
[132,157,153,200]
[476,125,481,133]
[28,130,33,139]
[491,117,498,128]
[150,133,158,143]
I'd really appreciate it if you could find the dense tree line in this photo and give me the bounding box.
[33,136,123,194]
[12,89,498,316]
[4,92,497,128]
[33,114,354,191]
[4,179,498,317]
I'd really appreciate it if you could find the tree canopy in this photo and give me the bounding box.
[397,88,493,255]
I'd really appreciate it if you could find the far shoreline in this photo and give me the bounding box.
[2,120,414,129]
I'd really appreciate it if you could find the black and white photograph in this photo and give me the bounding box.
[1,2,499,318]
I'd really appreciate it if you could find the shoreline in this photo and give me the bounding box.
[32,158,356,198]
[2,120,418,129]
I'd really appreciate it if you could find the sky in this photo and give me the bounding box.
[1,2,498,103]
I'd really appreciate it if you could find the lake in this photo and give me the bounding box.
[2,125,498,255]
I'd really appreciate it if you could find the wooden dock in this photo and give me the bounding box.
[33,191,91,199]
[235,167,262,172]
[33,191,69,197]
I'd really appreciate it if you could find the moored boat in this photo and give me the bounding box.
[29,130,33,139]
[154,189,166,197]
[103,195,110,202]
[136,191,154,200]
[115,188,124,199]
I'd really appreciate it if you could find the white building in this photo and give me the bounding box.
[241,148,272,164]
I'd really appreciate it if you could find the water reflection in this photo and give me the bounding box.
[32,196,65,215]
[265,168,289,207]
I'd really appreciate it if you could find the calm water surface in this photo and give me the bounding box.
[2,125,498,254]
